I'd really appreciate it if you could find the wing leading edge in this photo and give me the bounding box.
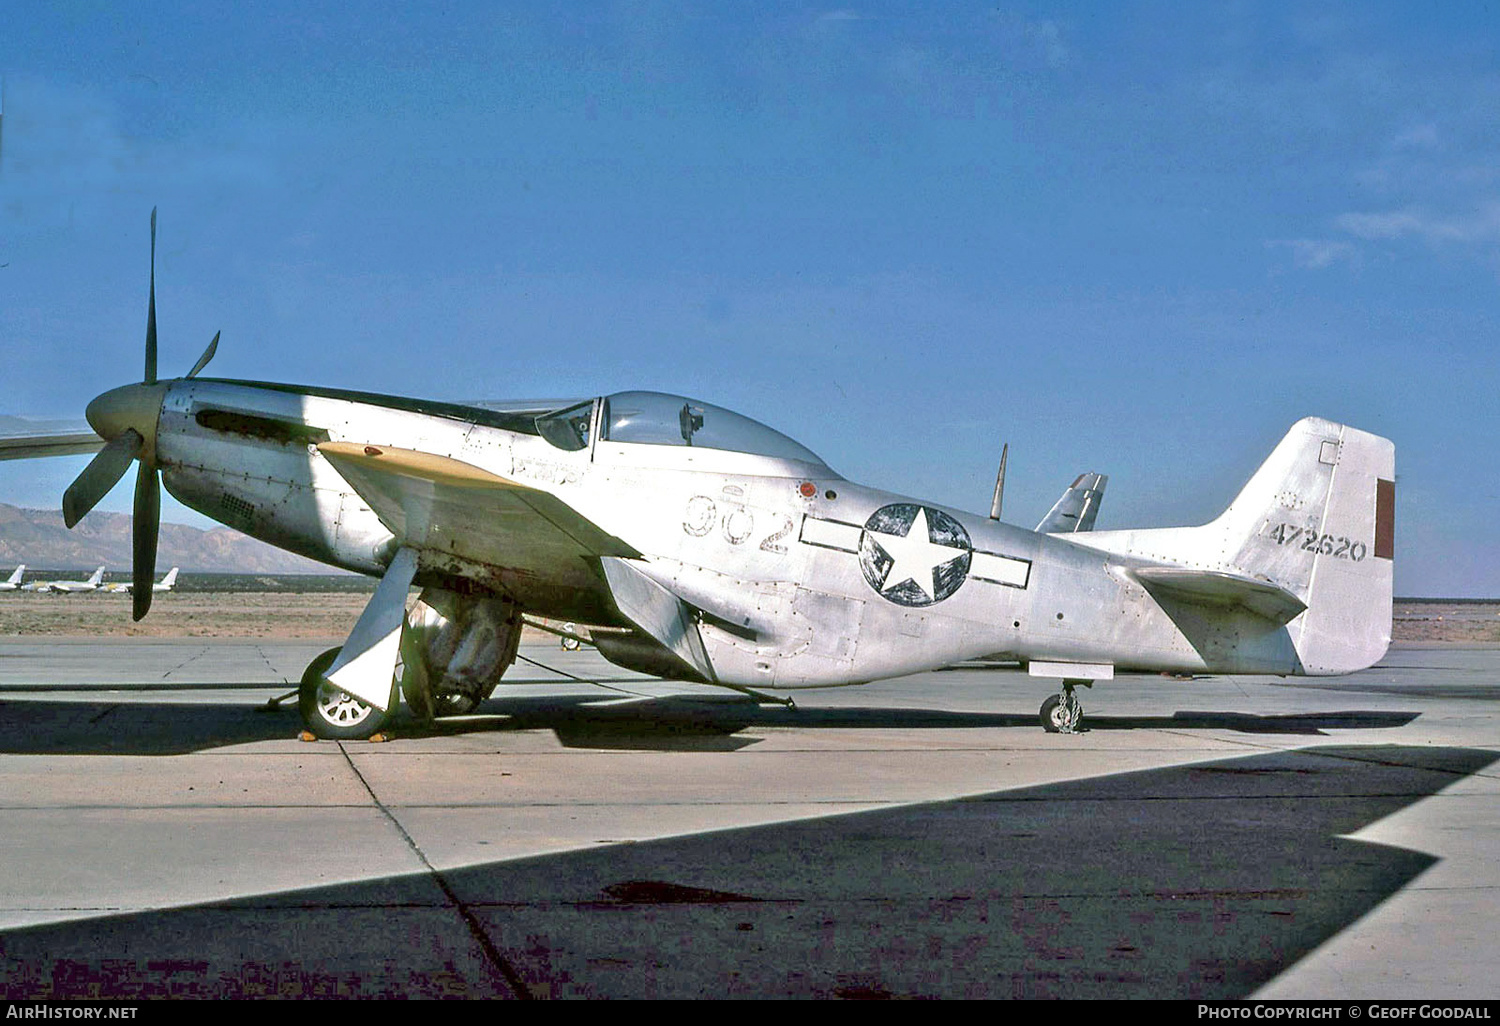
[0,429,103,462]
[318,442,641,573]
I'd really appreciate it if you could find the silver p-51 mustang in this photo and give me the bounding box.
[4,214,1395,739]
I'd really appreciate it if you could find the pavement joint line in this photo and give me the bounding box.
[334,738,535,1000]
[252,643,290,684]
[1126,730,1285,750]
[160,645,211,680]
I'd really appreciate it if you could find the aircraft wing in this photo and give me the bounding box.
[1131,565,1307,625]
[0,419,103,461]
[1037,473,1107,533]
[318,442,641,574]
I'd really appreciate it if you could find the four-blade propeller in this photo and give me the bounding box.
[62,209,219,620]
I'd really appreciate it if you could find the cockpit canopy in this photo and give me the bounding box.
[536,391,827,466]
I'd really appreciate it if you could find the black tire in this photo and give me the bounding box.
[1040,694,1073,733]
[298,646,394,740]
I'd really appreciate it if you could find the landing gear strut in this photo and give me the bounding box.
[1040,679,1089,734]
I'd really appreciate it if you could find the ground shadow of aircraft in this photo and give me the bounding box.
[2,744,1492,999]
[0,693,1422,757]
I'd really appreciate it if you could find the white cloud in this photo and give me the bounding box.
[1335,203,1500,244]
[1268,238,1359,270]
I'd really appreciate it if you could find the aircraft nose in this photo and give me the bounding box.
[86,383,169,449]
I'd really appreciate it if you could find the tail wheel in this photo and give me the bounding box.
[298,646,394,740]
[1040,692,1083,734]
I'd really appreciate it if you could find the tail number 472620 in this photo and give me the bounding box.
[1268,523,1367,562]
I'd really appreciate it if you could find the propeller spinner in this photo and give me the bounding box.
[62,209,220,620]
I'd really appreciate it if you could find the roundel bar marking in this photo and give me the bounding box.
[797,511,1032,598]
[858,503,971,607]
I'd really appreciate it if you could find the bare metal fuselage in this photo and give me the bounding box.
[154,378,1311,689]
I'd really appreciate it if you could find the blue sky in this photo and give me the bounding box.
[2,3,1496,595]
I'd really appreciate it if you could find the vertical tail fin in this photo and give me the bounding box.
[1074,418,1394,674]
[5,565,22,586]
[88,566,105,587]
[161,567,179,589]
[1209,418,1394,672]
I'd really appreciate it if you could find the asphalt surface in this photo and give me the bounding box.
[0,638,1495,999]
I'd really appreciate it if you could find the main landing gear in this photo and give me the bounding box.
[1039,679,1090,734]
[295,585,525,740]
[298,646,395,740]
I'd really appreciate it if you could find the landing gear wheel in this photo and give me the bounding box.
[1040,689,1084,734]
[560,622,582,651]
[298,646,394,740]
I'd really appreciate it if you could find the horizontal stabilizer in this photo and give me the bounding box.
[1131,566,1307,625]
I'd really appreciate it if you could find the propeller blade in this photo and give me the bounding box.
[185,330,219,379]
[62,429,142,528]
[131,465,160,621]
[145,207,158,386]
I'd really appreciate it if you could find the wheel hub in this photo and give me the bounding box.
[317,683,375,726]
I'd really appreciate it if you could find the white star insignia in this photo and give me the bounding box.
[868,507,968,601]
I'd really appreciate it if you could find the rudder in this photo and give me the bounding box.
[1218,418,1395,673]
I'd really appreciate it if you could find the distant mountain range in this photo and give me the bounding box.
[0,503,339,573]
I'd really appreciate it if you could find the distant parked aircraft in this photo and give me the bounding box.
[0,565,24,591]
[24,566,105,593]
[103,567,179,593]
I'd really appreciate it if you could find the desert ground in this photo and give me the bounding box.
[0,590,379,639]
